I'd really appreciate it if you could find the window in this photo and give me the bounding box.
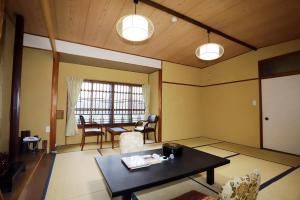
[74,80,145,124]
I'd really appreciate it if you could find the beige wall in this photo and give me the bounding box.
[57,62,149,145]
[19,48,53,148]
[162,83,202,141]
[200,39,300,84]
[162,62,203,141]
[201,81,260,147]
[149,71,159,115]
[18,38,300,148]
[0,16,14,152]
[163,62,203,85]
[161,39,300,147]
[199,39,300,147]
[148,71,160,141]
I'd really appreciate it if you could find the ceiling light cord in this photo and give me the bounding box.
[207,29,211,43]
[134,0,138,15]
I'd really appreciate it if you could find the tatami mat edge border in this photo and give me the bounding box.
[41,153,56,200]
[260,165,300,190]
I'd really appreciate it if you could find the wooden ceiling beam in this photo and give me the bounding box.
[139,0,258,51]
[40,0,57,58]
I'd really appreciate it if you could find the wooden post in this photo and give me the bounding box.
[0,0,4,42]
[9,15,24,161]
[0,188,4,200]
[158,69,162,142]
[50,53,59,152]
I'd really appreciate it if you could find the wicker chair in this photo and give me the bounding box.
[119,132,144,154]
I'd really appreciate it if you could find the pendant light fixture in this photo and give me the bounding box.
[195,30,224,61]
[116,0,154,42]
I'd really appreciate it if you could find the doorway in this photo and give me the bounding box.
[261,74,300,155]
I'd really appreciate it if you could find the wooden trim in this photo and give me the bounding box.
[84,79,143,87]
[50,52,59,152]
[259,50,300,64]
[40,0,57,57]
[202,78,258,87]
[162,78,259,88]
[163,81,202,88]
[258,62,263,149]
[259,69,300,79]
[9,15,24,161]
[158,69,162,142]
[0,0,4,42]
[110,84,115,124]
[262,147,300,157]
[259,50,300,79]
[139,0,257,50]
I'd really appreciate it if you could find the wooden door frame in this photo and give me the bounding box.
[158,69,162,142]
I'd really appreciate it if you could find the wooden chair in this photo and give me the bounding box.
[134,115,158,144]
[79,115,104,151]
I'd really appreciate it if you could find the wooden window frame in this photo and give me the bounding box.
[74,79,145,127]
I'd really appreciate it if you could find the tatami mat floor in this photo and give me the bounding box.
[45,137,300,200]
[211,142,300,167]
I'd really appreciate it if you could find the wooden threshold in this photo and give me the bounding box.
[18,153,55,200]
[3,151,55,200]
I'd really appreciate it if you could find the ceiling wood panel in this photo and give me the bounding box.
[83,0,127,46]
[157,0,300,47]
[7,0,48,36]
[54,0,91,42]
[6,0,300,68]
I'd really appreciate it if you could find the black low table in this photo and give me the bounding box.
[95,146,230,200]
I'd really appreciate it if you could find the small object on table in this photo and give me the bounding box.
[121,154,162,170]
[162,143,183,158]
[23,136,41,153]
[107,127,129,149]
[169,154,175,159]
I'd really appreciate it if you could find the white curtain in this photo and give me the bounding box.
[142,84,150,120]
[65,77,83,136]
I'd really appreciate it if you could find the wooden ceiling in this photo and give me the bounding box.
[6,0,300,68]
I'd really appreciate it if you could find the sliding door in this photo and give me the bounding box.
[262,74,300,155]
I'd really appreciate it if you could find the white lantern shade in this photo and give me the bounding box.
[116,14,154,42]
[195,43,224,60]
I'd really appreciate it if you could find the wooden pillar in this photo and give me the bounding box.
[50,53,59,152]
[0,0,4,41]
[158,69,162,142]
[0,188,4,200]
[9,15,24,161]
